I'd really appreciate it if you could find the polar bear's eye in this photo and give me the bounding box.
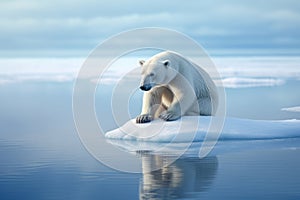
[149,73,155,77]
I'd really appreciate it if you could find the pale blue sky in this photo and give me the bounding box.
[1,0,300,57]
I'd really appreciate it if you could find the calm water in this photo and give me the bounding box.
[1,57,300,199]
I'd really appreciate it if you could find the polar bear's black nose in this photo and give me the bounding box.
[140,84,152,91]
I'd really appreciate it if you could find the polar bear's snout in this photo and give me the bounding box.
[140,84,152,91]
[139,75,155,91]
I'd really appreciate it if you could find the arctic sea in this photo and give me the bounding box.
[1,55,300,199]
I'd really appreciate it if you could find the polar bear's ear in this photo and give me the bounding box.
[139,60,145,66]
[162,60,170,67]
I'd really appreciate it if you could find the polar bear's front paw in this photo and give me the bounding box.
[136,114,152,123]
[159,111,181,121]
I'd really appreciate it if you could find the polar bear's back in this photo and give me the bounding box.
[158,51,219,114]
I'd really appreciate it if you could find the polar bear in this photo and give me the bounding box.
[136,51,218,123]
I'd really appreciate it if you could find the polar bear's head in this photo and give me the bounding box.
[139,58,178,91]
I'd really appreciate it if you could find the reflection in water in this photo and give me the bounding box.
[139,153,218,200]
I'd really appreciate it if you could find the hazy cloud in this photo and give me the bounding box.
[281,106,300,113]
[1,0,300,56]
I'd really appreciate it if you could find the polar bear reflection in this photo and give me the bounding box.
[139,153,218,200]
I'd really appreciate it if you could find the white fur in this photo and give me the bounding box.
[136,51,218,123]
